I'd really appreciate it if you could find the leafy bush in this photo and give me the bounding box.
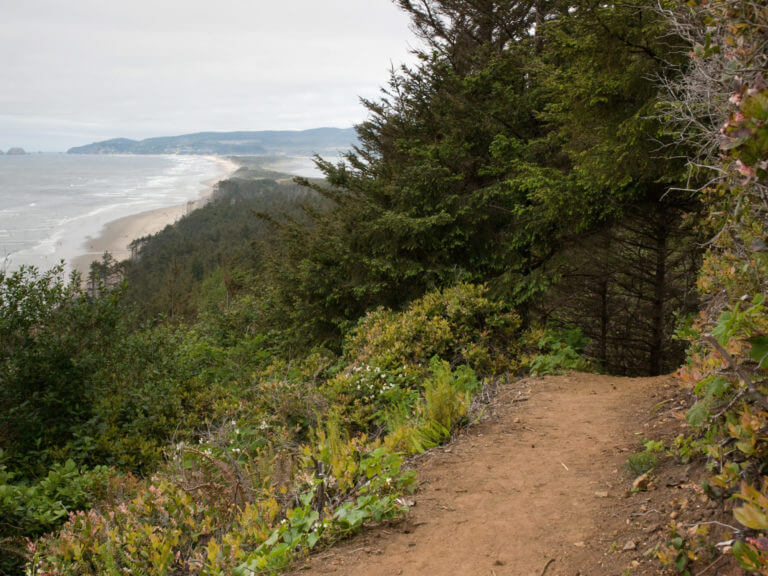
[28,447,415,576]
[344,283,521,376]
[0,457,109,574]
[383,358,478,456]
[27,475,206,576]
[325,283,519,431]
[627,439,665,476]
[0,265,124,477]
[26,284,503,575]
[523,327,592,376]
[233,448,415,576]
[657,524,710,576]
[0,266,264,477]
[664,0,768,568]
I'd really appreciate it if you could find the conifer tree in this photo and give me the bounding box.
[269,0,701,369]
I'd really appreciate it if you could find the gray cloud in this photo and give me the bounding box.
[1,0,416,150]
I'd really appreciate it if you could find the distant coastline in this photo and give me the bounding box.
[67,127,357,156]
[71,156,238,276]
[0,130,340,276]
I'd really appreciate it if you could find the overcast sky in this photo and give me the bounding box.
[1,0,418,151]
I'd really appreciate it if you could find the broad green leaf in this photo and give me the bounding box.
[749,336,768,368]
[742,91,768,121]
[734,502,768,531]
[712,310,736,345]
[733,540,763,571]
[306,530,320,548]
[686,402,708,427]
[263,528,280,548]
[674,553,688,571]
[705,376,731,399]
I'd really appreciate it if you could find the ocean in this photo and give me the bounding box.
[0,154,229,274]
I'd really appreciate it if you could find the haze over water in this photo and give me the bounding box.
[0,154,226,273]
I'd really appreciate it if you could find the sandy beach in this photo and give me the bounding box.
[71,156,238,276]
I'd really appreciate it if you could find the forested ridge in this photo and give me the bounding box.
[66,128,357,156]
[1,0,766,574]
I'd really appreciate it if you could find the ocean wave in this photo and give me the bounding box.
[0,154,227,272]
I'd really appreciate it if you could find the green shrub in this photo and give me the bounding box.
[422,358,478,430]
[234,447,415,576]
[384,358,479,456]
[25,284,517,575]
[28,445,415,576]
[627,439,664,476]
[0,456,109,574]
[0,265,125,477]
[523,327,592,376]
[344,283,521,376]
[325,284,519,431]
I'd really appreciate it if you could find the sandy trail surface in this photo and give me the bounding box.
[289,373,676,576]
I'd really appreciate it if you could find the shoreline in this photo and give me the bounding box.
[71,156,239,276]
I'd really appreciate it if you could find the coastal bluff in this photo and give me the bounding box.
[67,128,357,156]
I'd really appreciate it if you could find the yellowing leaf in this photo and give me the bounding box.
[734,503,768,531]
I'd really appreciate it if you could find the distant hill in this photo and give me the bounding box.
[67,128,357,155]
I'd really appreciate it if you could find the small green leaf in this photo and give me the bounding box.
[686,402,708,427]
[742,91,768,122]
[299,491,313,507]
[733,540,762,571]
[734,502,768,531]
[307,530,320,548]
[749,336,768,368]
[705,376,731,399]
[263,528,280,548]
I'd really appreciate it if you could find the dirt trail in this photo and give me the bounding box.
[290,373,678,576]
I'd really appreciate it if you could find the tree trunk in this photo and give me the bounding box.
[649,211,668,376]
[599,278,609,370]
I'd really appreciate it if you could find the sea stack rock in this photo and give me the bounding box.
[6,147,27,155]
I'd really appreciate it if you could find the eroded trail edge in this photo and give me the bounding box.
[290,373,675,576]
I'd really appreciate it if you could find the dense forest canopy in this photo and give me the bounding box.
[269,0,701,373]
[1,0,767,574]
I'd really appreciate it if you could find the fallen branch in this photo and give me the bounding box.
[540,558,555,576]
[630,508,661,517]
[694,554,727,576]
[683,520,740,533]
